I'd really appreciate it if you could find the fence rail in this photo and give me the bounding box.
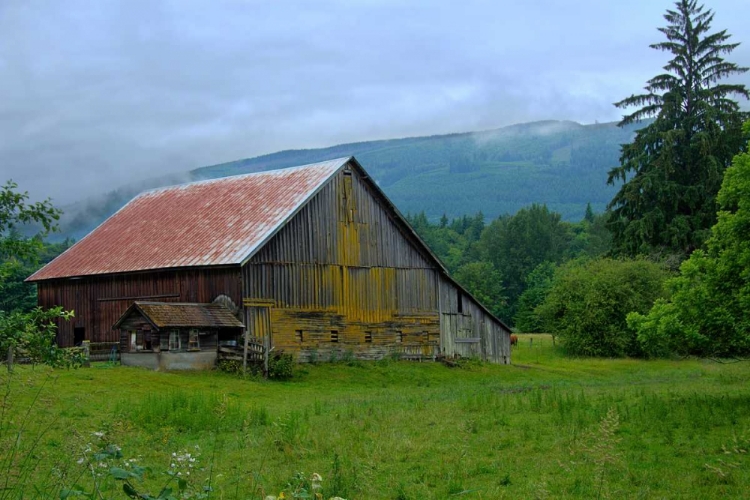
[217,338,265,364]
[86,342,120,362]
[394,343,439,361]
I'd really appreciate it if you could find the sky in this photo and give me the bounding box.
[1,0,749,204]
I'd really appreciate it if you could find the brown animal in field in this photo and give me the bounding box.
[510,334,518,347]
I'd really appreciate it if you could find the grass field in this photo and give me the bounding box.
[2,334,750,499]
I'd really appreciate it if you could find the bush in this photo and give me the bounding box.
[537,258,669,357]
[268,351,295,380]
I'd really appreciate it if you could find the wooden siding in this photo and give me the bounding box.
[243,165,510,363]
[438,275,509,364]
[38,267,241,346]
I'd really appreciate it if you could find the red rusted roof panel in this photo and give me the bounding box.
[29,158,349,280]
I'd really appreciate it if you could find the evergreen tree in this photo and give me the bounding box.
[584,202,595,223]
[607,0,748,258]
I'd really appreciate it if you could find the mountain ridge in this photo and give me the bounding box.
[55,119,640,241]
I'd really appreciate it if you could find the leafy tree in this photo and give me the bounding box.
[453,262,505,318]
[537,258,669,357]
[514,261,556,333]
[0,180,75,365]
[629,123,750,357]
[565,212,612,260]
[480,204,570,320]
[607,0,748,258]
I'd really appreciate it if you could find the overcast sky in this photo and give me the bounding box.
[1,0,749,203]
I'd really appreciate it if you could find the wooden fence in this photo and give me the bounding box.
[394,343,439,361]
[87,342,120,362]
[217,337,265,364]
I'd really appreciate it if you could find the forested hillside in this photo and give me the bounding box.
[56,119,642,240]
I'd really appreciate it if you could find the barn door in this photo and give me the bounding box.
[455,314,479,358]
[246,306,272,347]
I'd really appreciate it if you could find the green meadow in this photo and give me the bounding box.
[2,335,749,499]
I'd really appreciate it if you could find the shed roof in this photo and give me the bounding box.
[114,302,244,330]
[28,158,349,281]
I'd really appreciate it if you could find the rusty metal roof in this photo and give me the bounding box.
[114,302,244,329]
[28,157,350,281]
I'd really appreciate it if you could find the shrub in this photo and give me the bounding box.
[537,258,669,357]
[268,351,295,380]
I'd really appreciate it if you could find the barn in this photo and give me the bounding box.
[27,157,511,367]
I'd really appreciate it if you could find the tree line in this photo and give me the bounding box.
[416,0,750,359]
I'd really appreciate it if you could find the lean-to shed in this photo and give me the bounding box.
[27,157,511,364]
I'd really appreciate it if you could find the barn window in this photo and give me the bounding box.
[169,330,180,350]
[457,293,464,314]
[295,330,303,343]
[160,334,169,351]
[73,327,85,346]
[364,331,372,343]
[188,330,200,350]
[331,330,339,343]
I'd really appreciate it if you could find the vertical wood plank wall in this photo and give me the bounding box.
[37,267,242,346]
[243,164,510,363]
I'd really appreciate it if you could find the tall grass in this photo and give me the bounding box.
[1,339,749,498]
[115,391,249,432]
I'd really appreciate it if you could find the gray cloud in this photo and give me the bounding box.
[1,0,748,203]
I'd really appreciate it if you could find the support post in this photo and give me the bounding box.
[242,330,250,375]
[263,336,270,378]
[82,340,91,368]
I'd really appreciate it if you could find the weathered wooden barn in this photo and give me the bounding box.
[28,157,511,366]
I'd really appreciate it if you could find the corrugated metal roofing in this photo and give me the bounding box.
[114,302,245,329]
[28,157,350,281]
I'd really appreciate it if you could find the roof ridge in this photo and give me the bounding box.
[134,156,352,199]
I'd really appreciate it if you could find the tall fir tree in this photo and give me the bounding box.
[607,0,748,258]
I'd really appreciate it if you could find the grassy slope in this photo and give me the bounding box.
[4,337,749,499]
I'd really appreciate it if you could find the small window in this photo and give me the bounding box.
[331,330,339,343]
[73,327,85,346]
[169,330,180,351]
[129,329,153,351]
[364,332,372,343]
[295,330,303,343]
[188,330,200,350]
[396,331,403,343]
[457,293,464,314]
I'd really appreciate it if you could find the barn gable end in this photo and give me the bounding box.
[242,159,510,363]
